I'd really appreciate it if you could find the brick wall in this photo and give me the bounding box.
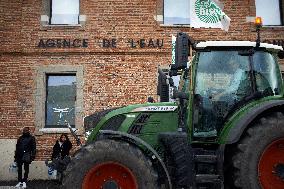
[1,0,284,161]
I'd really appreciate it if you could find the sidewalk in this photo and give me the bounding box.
[0,180,60,189]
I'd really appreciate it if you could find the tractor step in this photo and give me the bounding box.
[192,146,224,188]
[195,174,221,183]
[194,154,217,163]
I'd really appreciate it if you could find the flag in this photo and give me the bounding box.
[190,0,231,31]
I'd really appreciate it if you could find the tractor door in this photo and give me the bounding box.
[193,50,252,139]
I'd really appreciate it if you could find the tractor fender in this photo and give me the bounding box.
[226,100,284,144]
[98,130,172,189]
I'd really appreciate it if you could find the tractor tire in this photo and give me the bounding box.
[61,139,158,189]
[231,112,284,189]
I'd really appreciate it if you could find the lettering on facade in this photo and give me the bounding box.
[38,38,164,49]
[126,39,164,48]
[102,39,117,48]
[100,38,164,48]
[38,39,88,48]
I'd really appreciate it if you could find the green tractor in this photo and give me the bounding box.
[61,32,284,189]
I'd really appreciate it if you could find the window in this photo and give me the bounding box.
[255,0,283,26]
[164,0,190,25]
[41,0,83,26]
[253,52,282,95]
[194,51,251,135]
[50,0,79,25]
[35,65,83,134]
[45,75,76,128]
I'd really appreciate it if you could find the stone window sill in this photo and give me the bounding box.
[160,24,191,28]
[36,128,71,135]
[40,24,85,31]
[42,24,82,27]
[261,26,284,31]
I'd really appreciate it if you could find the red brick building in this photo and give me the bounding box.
[1,0,284,180]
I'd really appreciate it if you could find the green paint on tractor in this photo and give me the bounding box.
[62,32,284,189]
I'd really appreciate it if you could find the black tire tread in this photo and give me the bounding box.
[231,112,284,189]
[61,139,158,189]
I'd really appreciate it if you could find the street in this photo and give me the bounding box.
[0,180,60,189]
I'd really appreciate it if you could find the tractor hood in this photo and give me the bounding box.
[84,102,178,132]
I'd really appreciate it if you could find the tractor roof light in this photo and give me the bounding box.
[255,17,262,48]
[255,17,263,28]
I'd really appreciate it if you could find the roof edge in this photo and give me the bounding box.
[196,41,283,51]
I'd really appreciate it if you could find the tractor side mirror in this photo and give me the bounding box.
[157,68,169,102]
[171,32,190,71]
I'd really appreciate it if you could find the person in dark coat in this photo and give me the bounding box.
[51,134,72,160]
[14,127,36,188]
[48,134,72,182]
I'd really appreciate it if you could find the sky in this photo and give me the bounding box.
[48,75,76,86]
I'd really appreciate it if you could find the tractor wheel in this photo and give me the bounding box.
[61,139,158,189]
[231,112,284,189]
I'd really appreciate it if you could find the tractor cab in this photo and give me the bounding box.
[191,42,283,138]
[170,35,284,140]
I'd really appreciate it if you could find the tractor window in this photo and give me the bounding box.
[193,51,251,137]
[178,69,190,93]
[178,56,194,93]
[253,52,282,96]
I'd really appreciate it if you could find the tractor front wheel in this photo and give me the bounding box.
[61,139,158,189]
[231,112,284,189]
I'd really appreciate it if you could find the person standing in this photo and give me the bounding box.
[14,127,36,188]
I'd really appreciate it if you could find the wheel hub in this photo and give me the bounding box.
[82,161,138,189]
[102,180,118,189]
[275,163,284,180]
[258,138,284,189]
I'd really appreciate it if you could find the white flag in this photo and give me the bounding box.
[190,0,231,31]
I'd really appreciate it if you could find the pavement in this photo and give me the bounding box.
[0,180,60,189]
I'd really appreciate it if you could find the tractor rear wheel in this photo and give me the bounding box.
[61,139,158,189]
[231,112,284,189]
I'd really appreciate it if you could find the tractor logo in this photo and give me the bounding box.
[195,0,224,23]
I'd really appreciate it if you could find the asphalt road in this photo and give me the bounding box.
[0,180,60,189]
